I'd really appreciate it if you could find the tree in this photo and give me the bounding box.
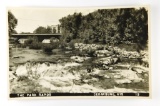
[59,12,82,39]
[57,24,61,33]
[59,8,148,46]
[52,27,56,33]
[33,26,56,34]
[134,8,148,44]
[8,11,18,36]
[33,26,47,34]
[50,37,59,43]
[46,26,52,34]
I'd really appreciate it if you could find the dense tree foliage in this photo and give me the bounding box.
[8,11,18,36]
[59,8,148,46]
[33,26,50,34]
[33,26,55,34]
[59,13,82,41]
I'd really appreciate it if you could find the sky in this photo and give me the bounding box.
[9,7,98,33]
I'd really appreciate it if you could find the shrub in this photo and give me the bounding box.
[15,44,27,48]
[24,39,33,45]
[86,49,96,57]
[83,38,89,44]
[42,44,53,53]
[59,40,68,49]
[65,36,72,43]
[50,42,60,49]
[24,36,39,45]
[17,76,29,82]
[68,40,76,50]
[29,42,42,49]
[50,37,59,43]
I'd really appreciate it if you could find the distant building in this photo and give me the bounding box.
[42,39,51,43]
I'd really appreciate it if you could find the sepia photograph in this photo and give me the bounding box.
[8,6,150,98]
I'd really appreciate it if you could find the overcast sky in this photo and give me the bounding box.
[9,7,98,33]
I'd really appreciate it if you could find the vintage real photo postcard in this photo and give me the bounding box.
[8,6,150,98]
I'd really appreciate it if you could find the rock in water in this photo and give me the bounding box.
[16,65,28,77]
[94,50,113,57]
[96,57,119,65]
[120,69,144,83]
[70,56,90,63]
[112,58,119,63]
[115,79,132,84]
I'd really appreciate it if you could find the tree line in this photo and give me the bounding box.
[8,8,148,47]
[59,8,148,46]
[33,25,61,34]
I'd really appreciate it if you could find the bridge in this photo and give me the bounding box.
[11,33,62,42]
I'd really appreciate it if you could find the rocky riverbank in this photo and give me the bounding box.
[9,43,149,93]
